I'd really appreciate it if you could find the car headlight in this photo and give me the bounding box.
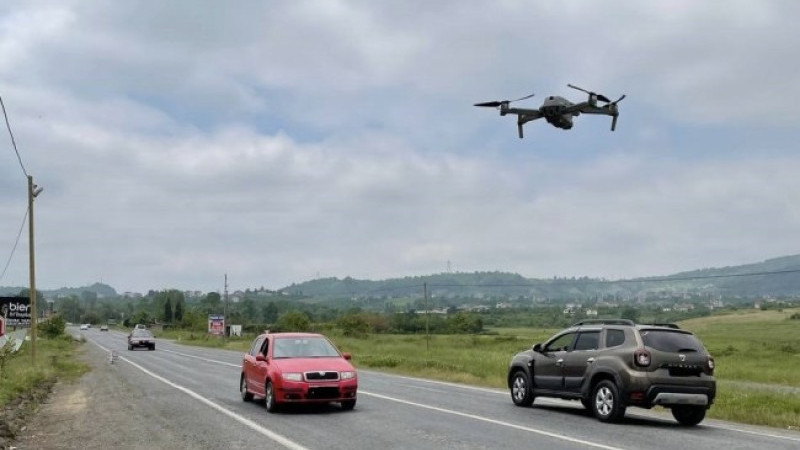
[282,372,303,382]
[340,371,356,380]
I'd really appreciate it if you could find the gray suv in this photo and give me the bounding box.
[507,319,715,425]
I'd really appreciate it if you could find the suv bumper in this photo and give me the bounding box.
[623,373,716,409]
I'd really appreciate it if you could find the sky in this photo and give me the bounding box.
[2,0,800,295]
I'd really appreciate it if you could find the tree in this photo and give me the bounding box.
[174,298,183,322]
[164,298,173,323]
[275,311,311,332]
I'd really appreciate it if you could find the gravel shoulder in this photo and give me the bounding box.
[9,341,193,450]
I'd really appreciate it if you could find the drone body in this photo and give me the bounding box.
[475,84,626,138]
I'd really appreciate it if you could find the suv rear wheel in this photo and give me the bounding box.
[510,370,534,407]
[592,380,626,423]
[671,405,706,426]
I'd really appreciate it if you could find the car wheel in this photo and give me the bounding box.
[510,370,535,407]
[671,406,706,426]
[127,344,132,351]
[240,376,253,402]
[592,380,626,423]
[149,345,155,351]
[341,399,356,411]
[265,380,279,413]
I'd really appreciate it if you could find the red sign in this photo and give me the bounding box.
[0,315,4,337]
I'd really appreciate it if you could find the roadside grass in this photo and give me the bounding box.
[0,335,89,406]
[680,308,800,385]
[711,381,800,429]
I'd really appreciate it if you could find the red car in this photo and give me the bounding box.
[240,332,358,412]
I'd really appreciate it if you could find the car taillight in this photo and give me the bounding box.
[634,348,651,367]
[708,356,715,374]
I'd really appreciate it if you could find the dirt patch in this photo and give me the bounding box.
[0,378,56,448]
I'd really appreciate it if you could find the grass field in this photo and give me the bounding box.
[157,309,800,429]
[0,334,89,405]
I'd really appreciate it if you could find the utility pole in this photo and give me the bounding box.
[28,175,43,364]
[224,273,228,337]
[424,282,429,351]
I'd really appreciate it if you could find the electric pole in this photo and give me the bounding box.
[28,175,43,363]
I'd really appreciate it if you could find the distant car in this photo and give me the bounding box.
[134,323,147,330]
[240,332,358,412]
[79,324,89,330]
[127,328,155,351]
[100,325,109,332]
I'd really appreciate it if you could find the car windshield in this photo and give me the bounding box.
[272,337,340,358]
[640,330,703,352]
[131,329,153,338]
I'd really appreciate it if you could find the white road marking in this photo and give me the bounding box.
[158,347,240,367]
[91,341,307,450]
[359,390,626,450]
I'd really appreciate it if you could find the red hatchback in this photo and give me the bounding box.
[240,332,358,412]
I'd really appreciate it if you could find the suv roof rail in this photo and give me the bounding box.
[570,319,635,327]
[641,322,681,329]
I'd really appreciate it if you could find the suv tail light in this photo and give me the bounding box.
[707,355,715,374]
[634,348,651,367]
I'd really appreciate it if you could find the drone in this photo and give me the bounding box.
[474,84,626,138]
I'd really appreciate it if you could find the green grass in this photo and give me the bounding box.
[0,335,89,405]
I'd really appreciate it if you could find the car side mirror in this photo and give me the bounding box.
[255,354,267,362]
[342,352,352,360]
[532,343,543,353]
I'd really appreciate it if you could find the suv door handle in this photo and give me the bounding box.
[586,357,596,364]
[556,358,564,366]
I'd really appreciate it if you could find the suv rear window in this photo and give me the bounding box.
[640,330,703,352]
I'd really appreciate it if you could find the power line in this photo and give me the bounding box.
[0,96,28,178]
[0,207,28,283]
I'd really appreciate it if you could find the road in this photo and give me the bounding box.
[35,328,800,450]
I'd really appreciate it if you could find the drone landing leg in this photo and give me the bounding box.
[517,122,524,139]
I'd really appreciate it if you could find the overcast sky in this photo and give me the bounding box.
[2,1,800,294]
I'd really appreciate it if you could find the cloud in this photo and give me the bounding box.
[2,1,800,293]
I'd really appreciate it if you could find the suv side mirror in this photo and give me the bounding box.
[532,343,543,353]
[342,352,352,360]
[255,354,267,362]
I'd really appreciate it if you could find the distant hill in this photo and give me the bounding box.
[0,282,117,299]
[3,255,800,302]
[280,255,800,302]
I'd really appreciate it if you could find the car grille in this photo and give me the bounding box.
[304,371,339,381]
[661,363,704,377]
[307,386,341,399]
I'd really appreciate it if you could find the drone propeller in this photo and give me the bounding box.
[609,95,626,131]
[567,84,611,103]
[474,93,535,108]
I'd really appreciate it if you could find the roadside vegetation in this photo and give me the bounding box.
[0,315,89,440]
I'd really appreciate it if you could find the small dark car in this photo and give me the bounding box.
[128,328,155,351]
[507,319,715,425]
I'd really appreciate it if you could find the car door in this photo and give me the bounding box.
[533,332,576,391]
[243,335,266,391]
[562,330,600,391]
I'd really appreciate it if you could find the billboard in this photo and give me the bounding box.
[208,314,225,335]
[0,297,31,328]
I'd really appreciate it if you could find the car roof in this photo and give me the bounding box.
[261,332,325,339]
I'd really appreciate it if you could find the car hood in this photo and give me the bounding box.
[272,357,355,373]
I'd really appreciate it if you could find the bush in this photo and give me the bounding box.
[39,315,66,339]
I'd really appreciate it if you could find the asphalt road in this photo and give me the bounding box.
[64,328,800,450]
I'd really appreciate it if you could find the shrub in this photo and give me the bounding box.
[39,315,66,339]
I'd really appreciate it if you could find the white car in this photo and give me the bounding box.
[79,324,89,330]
